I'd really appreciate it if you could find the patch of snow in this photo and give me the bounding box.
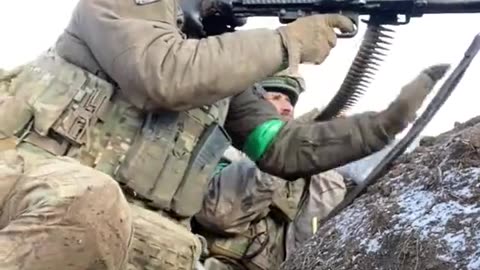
[334,205,369,243]
[437,254,454,263]
[453,186,475,199]
[442,168,480,201]
[388,167,480,267]
[443,167,480,184]
[394,188,436,227]
[468,254,480,270]
[361,237,382,253]
[442,233,467,253]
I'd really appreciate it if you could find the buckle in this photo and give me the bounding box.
[51,86,112,145]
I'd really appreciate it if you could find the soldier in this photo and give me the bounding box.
[193,72,348,270]
[0,0,449,269]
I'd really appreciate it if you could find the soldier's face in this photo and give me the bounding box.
[264,92,294,121]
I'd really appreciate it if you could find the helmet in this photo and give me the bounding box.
[259,69,306,106]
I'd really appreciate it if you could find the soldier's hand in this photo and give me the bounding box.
[378,63,451,136]
[277,14,355,69]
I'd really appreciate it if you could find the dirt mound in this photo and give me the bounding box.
[281,116,480,270]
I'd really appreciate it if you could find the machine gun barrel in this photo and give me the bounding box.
[424,0,480,13]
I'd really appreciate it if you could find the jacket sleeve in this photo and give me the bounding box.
[258,112,392,180]
[194,159,284,235]
[225,87,393,180]
[67,0,286,111]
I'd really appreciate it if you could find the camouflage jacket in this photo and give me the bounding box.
[194,143,346,269]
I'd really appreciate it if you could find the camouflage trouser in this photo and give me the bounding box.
[0,144,132,270]
[127,204,202,270]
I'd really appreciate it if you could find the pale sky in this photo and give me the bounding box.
[0,1,479,137]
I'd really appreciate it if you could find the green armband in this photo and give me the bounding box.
[243,119,285,161]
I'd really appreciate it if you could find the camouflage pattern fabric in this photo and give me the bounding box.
[195,149,346,270]
[0,144,132,270]
[127,204,202,270]
[0,59,134,269]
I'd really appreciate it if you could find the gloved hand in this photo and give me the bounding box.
[377,64,451,136]
[276,14,355,72]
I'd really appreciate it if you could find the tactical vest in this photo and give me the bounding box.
[2,49,231,219]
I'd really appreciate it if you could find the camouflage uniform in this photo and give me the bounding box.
[194,76,347,270]
[196,149,347,270]
[0,0,446,268]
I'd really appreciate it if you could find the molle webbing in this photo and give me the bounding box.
[9,50,231,219]
[115,103,231,218]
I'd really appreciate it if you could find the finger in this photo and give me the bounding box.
[423,63,451,81]
[327,14,355,33]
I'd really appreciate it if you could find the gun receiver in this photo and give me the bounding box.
[230,0,480,25]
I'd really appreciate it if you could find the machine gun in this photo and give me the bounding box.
[203,0,480,35]
[192,0,480,118]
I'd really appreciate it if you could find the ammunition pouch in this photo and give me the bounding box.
[6,50,115,156]
[22,83,113,156]
[7,49,231,219]
[116,107,231,218]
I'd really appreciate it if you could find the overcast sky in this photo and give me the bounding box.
[0,1,479,137]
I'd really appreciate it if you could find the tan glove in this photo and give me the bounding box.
[377,64,451,136]
[277,14,355,73]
